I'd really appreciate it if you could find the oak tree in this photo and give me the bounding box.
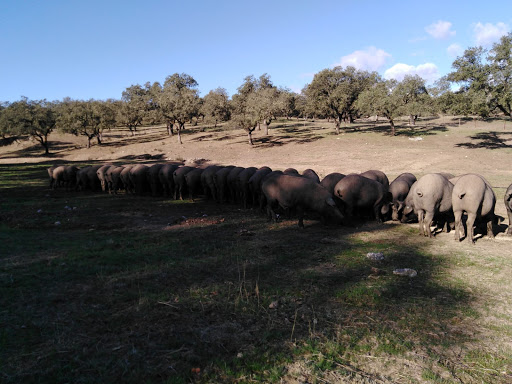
[1,98,57,154]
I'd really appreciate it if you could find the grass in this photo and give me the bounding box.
[1,147,512,382]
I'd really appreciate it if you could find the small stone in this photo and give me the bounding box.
[37,209,43,213]
[54,221,61,226]
[366,252,384,261]
[393,268,417,277]
[269,300,279,309]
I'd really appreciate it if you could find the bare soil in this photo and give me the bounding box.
[1,116,512,382]
[2,116,511,211]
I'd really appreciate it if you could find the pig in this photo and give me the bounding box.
[283,168,299,176]
[334,174,392,222]
[248,166,273,206]
[96,164,114,192]
[320,173,346,195]
[452,174,496,244]
[301,169,320,183]
[173,166,195,200]
[505,183,512,235]
[158,164,180,197]
[226,167,245,203]
[106,165,125,194]
[213,166,236,203]
[129,164,149,196]
[262,174,343,228]
[408,173,454,238]
[360,169,389,191]
[236,167,258,208]
[184,168,204,201]
[388,173,417,221]
[120,165,135,194]
[201,165,223,201]
[147,163,164,196]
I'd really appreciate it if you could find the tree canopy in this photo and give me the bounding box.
[0,98,57,154]
[3,34,512,149]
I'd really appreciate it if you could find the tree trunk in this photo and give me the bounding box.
[167,121,174,136]
[248,131,253,145]
[177,122,184,144]
[97,135,102,145]
[334,119,340,135]
[263,120,269,135]
[257,122,261,131]
[389,119,396,136]
[43,136,49,154]
[87,137,91,149]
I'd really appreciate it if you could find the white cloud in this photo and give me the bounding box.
[425,21,456,39]
[334,47,391,71]
[447,43,463,58]
[473,22,509,46]
[384,63,440,83]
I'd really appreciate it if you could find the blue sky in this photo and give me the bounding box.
[1,0,511,102]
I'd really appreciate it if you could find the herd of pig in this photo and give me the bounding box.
[47,163,512,244]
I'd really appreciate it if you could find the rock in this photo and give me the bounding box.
[393,268,417,277]
[54,221,61,226]
[269,300,279,309]
[367,252,384,261]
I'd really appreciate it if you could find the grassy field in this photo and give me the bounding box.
[1,117,512,383]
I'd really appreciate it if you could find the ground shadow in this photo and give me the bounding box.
[353,122,449,137]
[1,164,494,383]
[0,141,78,159]
[455,131,512,150]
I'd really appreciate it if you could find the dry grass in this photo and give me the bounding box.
[1,116,512,383]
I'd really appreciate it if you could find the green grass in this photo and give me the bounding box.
[1,163,512,383]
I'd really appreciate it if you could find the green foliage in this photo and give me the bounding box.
[447,33,512,118]
[394,75,433,124]
[118,84,151,135]
[304,66,380,133]
[230,75,271,144]
[356,79,401,134]
[57,99,117,148]
[200,87,230,128]
[0,98,57,154]
[157,73,200,143]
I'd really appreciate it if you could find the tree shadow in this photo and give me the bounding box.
[353,122,449,137]
[0,141,78,159]
[0,164,490,383]
[455,131,512,150]
[100,130,171,148]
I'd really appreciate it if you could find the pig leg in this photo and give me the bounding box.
[486,215,495,239]
[424,211,434,238]
[454,211,463,241]
[507,210,512,235]
[266,203,277,223]
[466,213,477,244]
[418,210,425,236]
[296,206,305,228]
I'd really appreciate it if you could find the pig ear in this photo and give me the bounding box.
[326,197,336,207]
